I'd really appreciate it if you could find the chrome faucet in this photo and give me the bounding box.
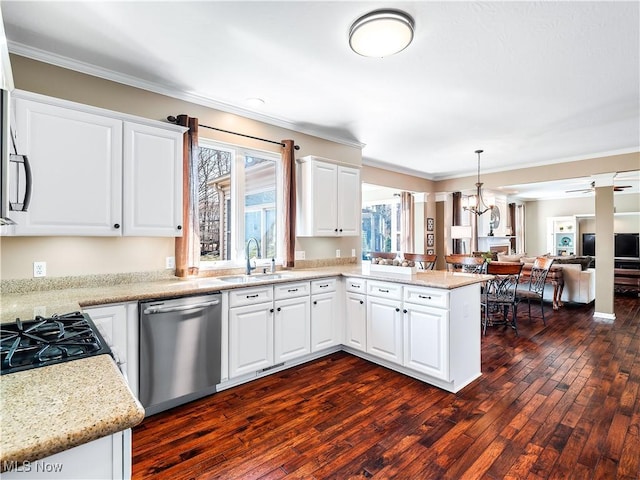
[245,237,260,275]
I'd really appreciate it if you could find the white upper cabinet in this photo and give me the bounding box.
[296,156,361,237]
[336,165,360,236]
[123,122,183,236]
[11,97,123,235]
[9,91,184,237]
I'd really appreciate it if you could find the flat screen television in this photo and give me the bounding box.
[615,233,639,258]
[582,233,596,256]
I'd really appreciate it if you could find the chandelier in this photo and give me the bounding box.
[463,149,495,216]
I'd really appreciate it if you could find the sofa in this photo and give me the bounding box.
[497,254,596,306]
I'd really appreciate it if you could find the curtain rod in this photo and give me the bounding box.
[166,116,300,150]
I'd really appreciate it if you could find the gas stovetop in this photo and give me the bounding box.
[1,311,112,375]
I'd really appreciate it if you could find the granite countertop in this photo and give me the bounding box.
[1,266,491,323]
[0,265,489,467]
[0,354,145,469]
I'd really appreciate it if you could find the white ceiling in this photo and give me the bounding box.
[2,1,639,198]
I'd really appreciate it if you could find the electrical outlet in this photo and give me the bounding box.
[351,249,356,257]
[165,256,175,269]
[336,249,341,258]
[295,250,305,260]
[33,261,46,278]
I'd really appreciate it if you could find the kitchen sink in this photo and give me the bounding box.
[217,273,294,284]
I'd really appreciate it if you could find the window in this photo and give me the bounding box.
[361,197,401,258]
[198,140,281,266]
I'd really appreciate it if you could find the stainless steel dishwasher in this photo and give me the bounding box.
[139,293,221,416]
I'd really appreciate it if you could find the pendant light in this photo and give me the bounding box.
[463,149,495,216]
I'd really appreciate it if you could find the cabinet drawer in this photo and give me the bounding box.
[274,281,310,299]
[403,285,449,309]
[311,277,337,294]
[367,280,403,300]
[345,277,366,293]
[228,285,274,308]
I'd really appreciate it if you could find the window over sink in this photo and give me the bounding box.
[198,139,281,267]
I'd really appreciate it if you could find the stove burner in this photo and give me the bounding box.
[1,312,112,375]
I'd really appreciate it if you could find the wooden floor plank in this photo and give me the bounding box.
[133,295,640,479]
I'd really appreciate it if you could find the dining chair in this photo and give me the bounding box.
[403,253,437,270]
[516,256,555,325]
[481,262,523,335]
[444,255,486,274]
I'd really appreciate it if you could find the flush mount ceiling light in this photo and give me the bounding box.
[349,9,415,57]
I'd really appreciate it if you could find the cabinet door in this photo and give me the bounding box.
[229,303,274,378]
[0,430,128,480]
[12,98,122,235]
[83,303,138,398]
[274,296,311,362]
[84,304,127,363]
[367,295,403,363]
[123,122,183,236]
[404,303,449,380]
[310,161,338,235]
[345,292,366,352]
[337,165,360,236]
[311,291,339,351]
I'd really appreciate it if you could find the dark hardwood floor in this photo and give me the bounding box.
[132,295,640,479]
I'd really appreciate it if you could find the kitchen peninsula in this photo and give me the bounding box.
[1,265,489,477]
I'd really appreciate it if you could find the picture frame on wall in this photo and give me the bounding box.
[427,217,434,232]
[427,233,435,247]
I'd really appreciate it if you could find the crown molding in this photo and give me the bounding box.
[362,157,436,181]
[8,41,365,150]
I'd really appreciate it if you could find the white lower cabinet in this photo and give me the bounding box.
[228,301,274,378]
[366,295,403,363]
[228,282,313,379]
[344,291,366,352]
[403,302,449,380]
[310,279,340,352]
[1,429,131,480]
[83,302,138,398]
[223,276,479,393]
[274,296,311,362]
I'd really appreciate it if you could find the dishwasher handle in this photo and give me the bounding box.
[143,299,220,315]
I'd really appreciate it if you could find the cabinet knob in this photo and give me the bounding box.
[339,229,343,232]
[403,309,408,314]
[359,300,364,305]
[313,301,317,305]
[270,308,274,313]
[395,307,400,312]
[177,225,182,230]
[334,228,338,232]
[277,307,281,312]
[113,223,120,229]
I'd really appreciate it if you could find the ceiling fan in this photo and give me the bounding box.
[565,181,632,194]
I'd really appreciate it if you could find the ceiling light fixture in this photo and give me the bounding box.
[463,149,495,216]
[349,9,415,57]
